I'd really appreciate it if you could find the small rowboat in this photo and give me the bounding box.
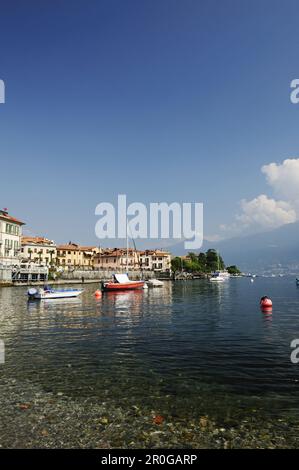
[28,287,83,300]
[102,274,144,292]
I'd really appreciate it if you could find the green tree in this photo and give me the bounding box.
[184,260,200,272]
[188,252,198,263]
[206,249,225,272]
[171,257,183,273]
[226,265,241,275]
[197,252,207,272]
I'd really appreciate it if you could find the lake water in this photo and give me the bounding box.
[1,277,299,446]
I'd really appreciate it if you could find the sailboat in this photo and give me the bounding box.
[101,221,144,292]
[209,252,227,282]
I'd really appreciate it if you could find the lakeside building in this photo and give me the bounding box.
[0,209,25,267]
[139,249,171,272]
[93,248,140,270]
[80,246,102,269]
[93,248,171,272]
[21,236,57,266]
[56,242,100,270]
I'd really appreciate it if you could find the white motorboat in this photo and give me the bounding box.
[214,270,230,279]
[147,279,164,288]
[209,273,226,282]
[209,252,229,282]
[28,287,83,300]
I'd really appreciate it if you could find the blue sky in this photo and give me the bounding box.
[1,0,299,247]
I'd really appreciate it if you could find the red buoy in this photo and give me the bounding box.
[94,289,102,299]
[260,296,272,312]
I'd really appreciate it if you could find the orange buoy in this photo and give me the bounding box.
[260,296,272,312]
[94,289,102,299]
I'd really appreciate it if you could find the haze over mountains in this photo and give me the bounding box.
[170,221,299,274]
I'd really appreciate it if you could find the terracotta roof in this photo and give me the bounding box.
[96,248,138,258]
[139,250,170,256]
[57,243,80,251]
[22,236,55,246]
[0,210,25,225]
[57,244,98,252]
[80,246,98,252]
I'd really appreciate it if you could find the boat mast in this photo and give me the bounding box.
[127,222,140,274]
[126,219,129,272]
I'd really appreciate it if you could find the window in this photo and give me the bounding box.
[4,239,12,256]
[5,223,19,235]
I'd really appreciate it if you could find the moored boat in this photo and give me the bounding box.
[209,252,228,282]
[102,274,144,291]
[28,286,83,300]
[209,273,226,282]
[214,270,230,279]
[147,279,164,288]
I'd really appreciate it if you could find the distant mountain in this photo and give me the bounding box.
[168,222,299,273]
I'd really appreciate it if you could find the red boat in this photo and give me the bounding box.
[102,274,144,291]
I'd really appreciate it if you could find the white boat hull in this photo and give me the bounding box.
[147,279,164,287]
[28,288,83,300]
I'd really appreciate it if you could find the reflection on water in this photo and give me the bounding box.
[1,278,299,422]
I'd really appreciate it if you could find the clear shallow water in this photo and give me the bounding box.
[1,277,299,424]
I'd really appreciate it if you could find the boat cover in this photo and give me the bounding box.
[114,273,131,284]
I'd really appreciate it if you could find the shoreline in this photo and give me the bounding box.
[0,375,297,449]
[0,278,173,288]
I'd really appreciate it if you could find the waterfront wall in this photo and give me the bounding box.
[0,267,12,285]
[59,269,158,281]
[0,265,48,286]
[1,268,171,286]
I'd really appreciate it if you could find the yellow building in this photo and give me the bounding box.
[21,236,57,266]
[56,243,100,270]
